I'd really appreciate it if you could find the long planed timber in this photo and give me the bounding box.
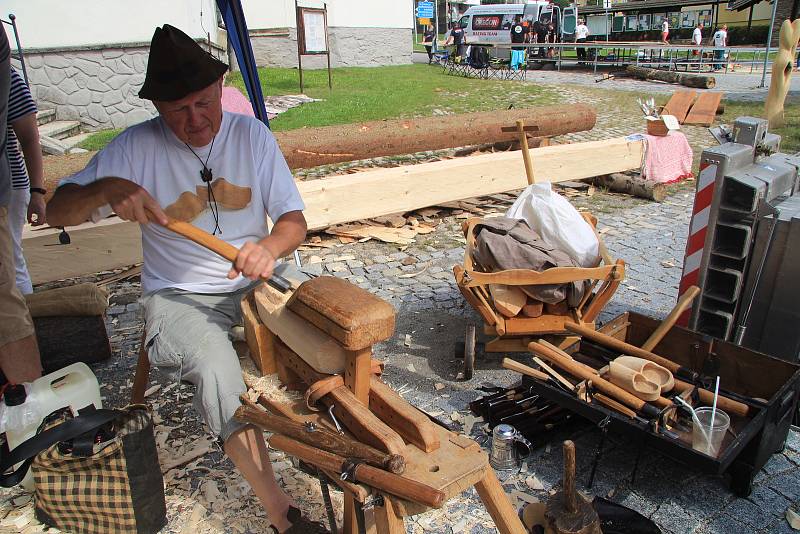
[298,136,645,231]
[625,66,716,89]
[275,105,596,170]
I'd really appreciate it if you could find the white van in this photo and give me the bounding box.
[451,2,578,47]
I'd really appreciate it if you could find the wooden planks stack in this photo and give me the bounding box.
[662,90,724,127]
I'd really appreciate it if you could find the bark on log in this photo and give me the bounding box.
[588,173,667,202]
[33,315,112,373]
[625,66,716,89]
[274,105,597,170]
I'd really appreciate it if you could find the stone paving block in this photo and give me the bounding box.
[746,485,791,518]
[351,267,365,276]
[651,500,702,534]
[383,268,402,277]
[325,261,348,273]
[723,495,774,529]
[767,469,800,501]
[763,454,796,476]
[694,513,747,534]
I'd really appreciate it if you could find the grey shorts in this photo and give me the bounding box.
[141,283,257,441]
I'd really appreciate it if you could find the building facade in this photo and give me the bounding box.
[3,0,412,130]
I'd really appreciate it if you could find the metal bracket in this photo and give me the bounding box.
[304,421,317,433]
[362,494,385,511]
[340,458,364,482]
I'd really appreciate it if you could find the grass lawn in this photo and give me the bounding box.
[723,96,800,153]
[80,64,556,149]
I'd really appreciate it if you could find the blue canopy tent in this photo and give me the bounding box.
[216,0,270,127]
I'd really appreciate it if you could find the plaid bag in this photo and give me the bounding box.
[0,405,166,534]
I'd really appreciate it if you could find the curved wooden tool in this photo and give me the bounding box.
[235,404,406,474]
[564,323,751,417]
[269,434,446,509]
[528,341,661,418]
[545,440,601,534]
[642,285,700,352]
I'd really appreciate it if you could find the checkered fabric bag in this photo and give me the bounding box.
[0,405,166,534]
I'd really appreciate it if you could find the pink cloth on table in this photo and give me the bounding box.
[642,131,694,184]
[221,86,255,116]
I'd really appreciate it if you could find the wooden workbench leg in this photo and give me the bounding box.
[474,469,527,534]
[344,347,372,406]
[374,495,404,534]
[344,494,359,534]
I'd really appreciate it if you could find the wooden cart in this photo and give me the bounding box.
[453,213,625,379]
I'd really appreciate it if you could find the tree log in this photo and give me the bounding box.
[588,173,667,202]
[625,66,715,89]
[33,316,112,374]
[274,105,597,169]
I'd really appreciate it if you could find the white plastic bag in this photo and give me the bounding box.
[506,183,600,267]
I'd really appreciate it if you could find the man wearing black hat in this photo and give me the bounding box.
[48,25,320,533]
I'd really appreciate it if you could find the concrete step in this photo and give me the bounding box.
[38,120,81,141]
[60,132,92,151]
[36,109,56,127]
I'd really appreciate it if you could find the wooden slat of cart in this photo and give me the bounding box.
[684,92,724,126]
[662,90,696,123]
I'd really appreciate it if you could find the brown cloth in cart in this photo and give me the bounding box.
[473,217,586,306]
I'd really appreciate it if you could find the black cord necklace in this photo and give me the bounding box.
[184,135,222,235]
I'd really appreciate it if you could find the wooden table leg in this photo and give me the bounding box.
[345,347,372,406]
[374,495,404,534]
[475,469,527,534]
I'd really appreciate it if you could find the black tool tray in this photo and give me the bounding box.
[523,312,800,497]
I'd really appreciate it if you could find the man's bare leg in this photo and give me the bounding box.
[224,424,295,532]
[0,334,42,383]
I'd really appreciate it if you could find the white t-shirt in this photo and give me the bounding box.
[713,29,727,47]
[61,112,304,295]
[575,24,589,40]
[692,27,703,45]
[662,20,669,33]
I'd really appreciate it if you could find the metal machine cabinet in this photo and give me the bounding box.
[685,117,800,362]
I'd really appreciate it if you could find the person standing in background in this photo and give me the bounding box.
[445,21,467,59]
[692,23,704,57]
[509,15,527,70]
[712,25,728,71]
[575,18,590,64]
[7,68,46,294]
[423,25,436,64]
[0,29,43,385]
[661,18,670,44]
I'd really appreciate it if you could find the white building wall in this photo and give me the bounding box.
[4,0,220,49]
[242,0,413,30]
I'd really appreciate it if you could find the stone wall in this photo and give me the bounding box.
[248,27,412,69]
[16,40,226,131]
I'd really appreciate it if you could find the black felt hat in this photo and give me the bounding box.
[138,24,228,101]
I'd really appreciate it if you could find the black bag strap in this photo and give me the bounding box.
[0,408,122,487]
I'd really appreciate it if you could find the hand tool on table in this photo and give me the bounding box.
[491,394,543,420]
[641,286,700,352]
[527,342,662,419]
[564,324,751,417]
[157,216,293,291]
[545,440,602,534]
[235,401,406,474]
[268,433,446,509]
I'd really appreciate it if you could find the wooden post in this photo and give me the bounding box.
[345,347,373,406]
[516,119,536,185]
[374,495,405,534]
[474,468,528,534]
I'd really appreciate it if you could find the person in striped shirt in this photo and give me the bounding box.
[7,68,45,294]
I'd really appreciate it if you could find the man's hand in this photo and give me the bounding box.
[229,241,277,281]
[101,177,168,225]
[27,193,46,226]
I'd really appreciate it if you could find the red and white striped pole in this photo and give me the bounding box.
[677,161,717,326]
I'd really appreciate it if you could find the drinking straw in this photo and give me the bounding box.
[675,396,709,444]
[708,376,721,454]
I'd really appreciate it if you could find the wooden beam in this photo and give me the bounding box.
[297,137,645,231]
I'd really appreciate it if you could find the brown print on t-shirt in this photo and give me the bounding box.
[164,178,252,222]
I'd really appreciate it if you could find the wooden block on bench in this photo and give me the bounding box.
[287,276,396,351]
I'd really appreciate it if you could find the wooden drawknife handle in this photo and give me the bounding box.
[161,217,239,262]
[642,285,700,352]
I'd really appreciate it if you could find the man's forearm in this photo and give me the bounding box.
[258,211,307,260]
[21,138,44,189]
[47,182,109,227]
